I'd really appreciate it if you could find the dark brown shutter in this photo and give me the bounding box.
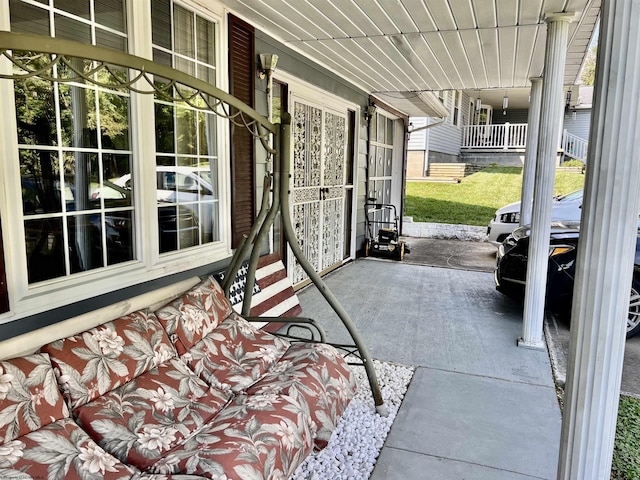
[0,217,9,313]
[228,14,255,248]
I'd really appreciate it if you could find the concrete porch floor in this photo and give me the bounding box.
[297,257,561,479]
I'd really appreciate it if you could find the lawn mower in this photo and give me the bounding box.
[364,202,410,260]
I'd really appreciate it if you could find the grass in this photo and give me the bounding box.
[612,396,640,479]
[405,166,586,226]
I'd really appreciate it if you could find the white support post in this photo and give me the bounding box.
[558,1,640,477]
[519,12,574,349]
[520,77,543,227]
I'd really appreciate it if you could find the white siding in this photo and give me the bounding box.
[411,91,471,157]
[407,117,428,150]
[563,109,591,140]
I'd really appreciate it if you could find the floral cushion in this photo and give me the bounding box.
[74,358,232,472]
[0,417,136,479]
[155,276,233,356]
[0,353,69,443]
[184,312,290,393]
[41,310,176,409]
[146,393,316,479]
[246,342,357,449]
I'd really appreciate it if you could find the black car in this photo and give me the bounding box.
[495,222,640,338]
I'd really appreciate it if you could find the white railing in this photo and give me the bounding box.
[562,130,588,162]
[462,123,528,149]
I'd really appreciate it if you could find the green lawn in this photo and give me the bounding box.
[405,166,586,226]
[613,396,640,479]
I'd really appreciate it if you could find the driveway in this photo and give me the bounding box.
[546,312,640,397]
[404,235,640,398]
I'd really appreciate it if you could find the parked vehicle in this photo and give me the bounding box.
[487,189,584,246]
[494,222,640,338]
[115,166,215,242]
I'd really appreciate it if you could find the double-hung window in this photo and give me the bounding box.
[151,0,220,252]
[2,0,228,318]
[10,0,133,283]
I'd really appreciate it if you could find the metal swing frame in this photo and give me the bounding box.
[0,31,386,414]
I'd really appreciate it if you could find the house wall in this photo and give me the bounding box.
[255,31,372,254]
[427,91,471,162]
[563,109,591,140]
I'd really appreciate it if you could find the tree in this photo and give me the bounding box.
[581,45,597,85]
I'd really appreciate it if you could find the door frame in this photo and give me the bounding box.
[273,70,360,265]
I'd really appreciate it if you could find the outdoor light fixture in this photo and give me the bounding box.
[502,93,509,115]
[476,96,482,111]
[258,53,279,93]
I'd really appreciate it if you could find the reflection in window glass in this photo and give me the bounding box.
[11,1,133,284]
[152,1,219,252]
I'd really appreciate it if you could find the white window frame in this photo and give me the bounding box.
[452,90,462,127]
[0,0,232,322]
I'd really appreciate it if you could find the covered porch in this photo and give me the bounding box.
[298,255,561,478]
[222,0,639,477]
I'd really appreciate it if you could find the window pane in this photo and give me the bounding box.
[94,0,125,32]
[66,151,100,211]
[153,2,219,253]
[151,0,172,49]
[158,205,199,252]
[68,213,103,273]
[176,106,196,155]
[25,217,66,283]
[174,6,194,59]
[15,77,57,146]
[59,85,98,148]
[105,210,134,265]
[153,49,172,67]
[96,29,127,51]
[9,0,50,35]
[99,92,130,150]
[155,103,175,153]
[54,0,91,19]
[198,111,215,155]
[54,13,91,43]
[21,150,62,214]
[196,16,215,66]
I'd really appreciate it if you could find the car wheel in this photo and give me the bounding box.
[627,286,640,339]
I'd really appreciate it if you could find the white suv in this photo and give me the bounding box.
[487,189,584,247]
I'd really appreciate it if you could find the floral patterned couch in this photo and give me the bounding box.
[0,276,356,479]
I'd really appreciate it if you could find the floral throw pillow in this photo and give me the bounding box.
[0,353,69,443]
[155,275,233,355]
[41,310,176,409]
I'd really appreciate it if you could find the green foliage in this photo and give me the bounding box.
[405,166,585,226]
[612,396,640,479]
[581,45,597,86]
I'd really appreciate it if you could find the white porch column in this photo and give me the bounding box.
[519,13,574,348]
[558,1,640,477]
[520,77,543,227]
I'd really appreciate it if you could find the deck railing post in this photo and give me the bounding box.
[504,123,510,149]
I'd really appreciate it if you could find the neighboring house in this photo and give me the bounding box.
[408,86,593,177]
[0,0,429,340]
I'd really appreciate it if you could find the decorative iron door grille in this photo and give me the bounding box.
[289,99,346,285]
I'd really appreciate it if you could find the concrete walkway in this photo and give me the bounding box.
[297,258,561,479]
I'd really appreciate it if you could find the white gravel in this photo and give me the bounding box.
[291,360,415,480]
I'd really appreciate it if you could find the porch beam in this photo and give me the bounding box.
[520,12,574,349]
[558,0,640,477]
[520,77,543,227]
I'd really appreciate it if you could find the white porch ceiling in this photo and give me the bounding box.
[220,0,600,116]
